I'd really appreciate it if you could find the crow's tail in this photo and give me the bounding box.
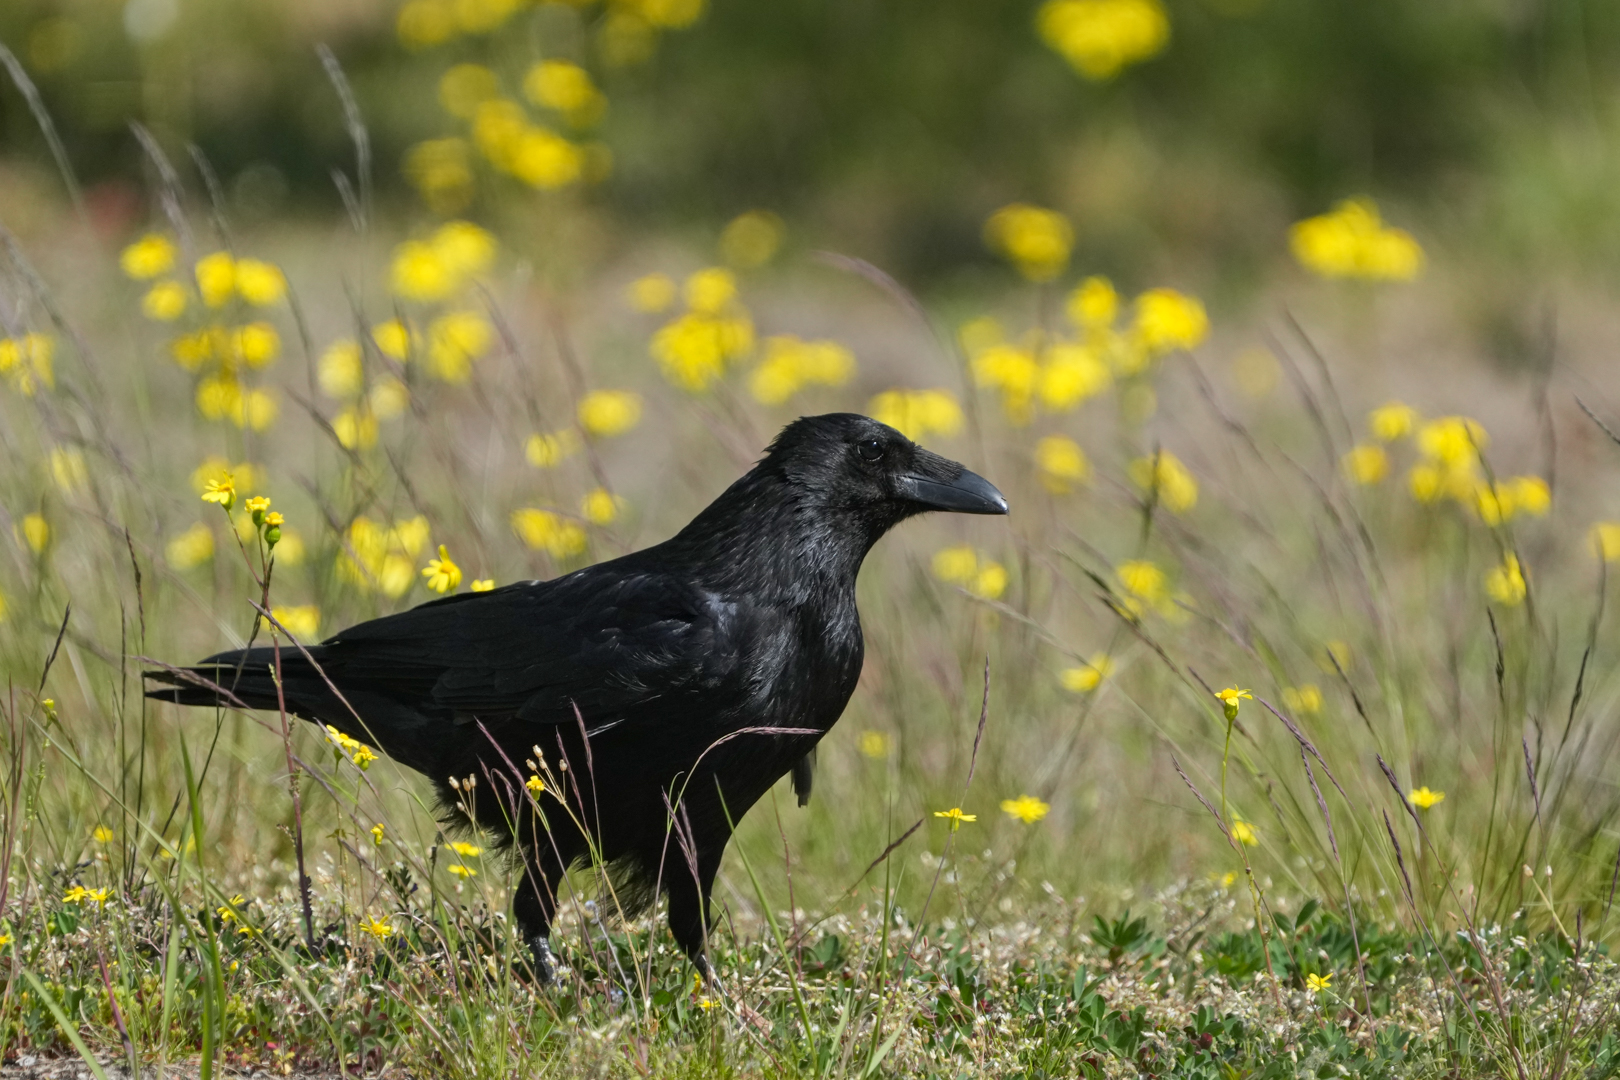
[144,646,335,715]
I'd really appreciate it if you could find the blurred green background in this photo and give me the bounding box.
[4,0,1620,296]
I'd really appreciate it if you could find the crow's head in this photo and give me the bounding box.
[764,413,1008,531]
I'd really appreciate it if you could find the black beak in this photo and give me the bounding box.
[898,468,1010,515]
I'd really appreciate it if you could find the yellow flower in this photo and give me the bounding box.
[1408,786,1446,809]
[525,429,583,467]
[1034,435,1090,493]
[20,514,48,554]
[471,578,495,592]
[92,825,114,843]
[1369,401,1419,442]
[0,333,55,395]
[439,63,498,118]
[1486,553,1527,606]
[525,774,545,796]
[405,137,475,214]
[578,389,643,437]
[234,259,287,306]
[448,864,476,879]
[427,310,494,383]
[1127,451,1198,512]
[1306,972,1332,993]
[581,488,622,525]
[933,807,977,832]
[449,841,483,857]
[1036,344,1111,412]
[652,312,752,391]
[1510,476,1550,517]
[201,474,236,508]
[271,605,320,640]
[360,915,394,940]
[509,127,585,189]
[1417,416,1487,468]
[1590,523,1620,562]
[868,389,964,441]
[1133,288,1208,354]
[1214,687,1252,722]
[274,528,305,564]
[1117,559,1167,605]
[1281,685,1322,714]
[984,203,1072,282]
[1290,198,1423,281]
[423,544,463,593]
[371,823,386,846]
[47,447,85,494]
[370,377,410,420]
[391,240,453,302]
[512,509,588,558]
[121,233,177,280]
[523,60,605,126]
[1059,654,1114,692]
[685,267,739,314]
[244,495,270,515]
[1230,819,1258,846]
[318,340,364,399]
[62,886,89,904]
[857,731,892,759]
[719,210,785,269]
[333,407,379,451]
[397,0,457,49]
[352,744,377,770]
[1341,444,1389,485]
[1037,0,1170,81]
[142,280,188,321]
[166,523,215,569]
[1001,795,1050,823]
[1066,276,1119,328]
[972,344,1040,425]
[195,252,237,308]
[373,319,412,360]
[932,545,979,585]
[628,273,677,313]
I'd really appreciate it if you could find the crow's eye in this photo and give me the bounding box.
[857,439,886,462]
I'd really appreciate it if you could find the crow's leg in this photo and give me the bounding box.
[513,841,566,984]
[666,843,726,982]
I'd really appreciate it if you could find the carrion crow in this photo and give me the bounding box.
[146,413,1008,979]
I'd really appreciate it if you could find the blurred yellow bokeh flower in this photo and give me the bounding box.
[166,523,215,569]
[121,234,177,280]
[142,280,188,321]
[581,488,622,525]
[857,731,892,759]
[1037,344,1111,412]
[1117,559,1168,604]
[340,515,429,597]
[406,138,475,215]
[232,323,280,368]
[1408,786,1445,809]
[868,389,963,441]
[1281,684,1322,714]
[427,311,494,383]
[524,60,605,127]
[628,273,677,313]
[1133,288,1208,354]
[20,513,48,554]
[234,259,286,306]
[1485,553,1526,606]
[1291,198,1423,281]
[526,429,583,467]
[373,320,412,361]
[49,447,87,494]
[684,267,738,314]
[333,407,379,450]
[720,210,784,268]
[512,508,588,558]
[1342,444,1389,485]
[195,252,236,308]
[1369,401,1419,441]
[748,336,855,405]
[0,334,56,396]
[1038,0,1170,81]
[1127,450,1197,512]
[1590,523,1620,562]
[1060,653,1114,692]
[1001,795,1050,823]
[578,390,642,437]
[1231,819,1258,846]
[319,340,364,399]
[1034,435,1090,493]
[439,63,498,119]
[1067,276,1118,328]
[271,605,320,640]
[972,344,1040,425]
[652,312,753,391]
[471,578,495,592]
[984,203,1072,282]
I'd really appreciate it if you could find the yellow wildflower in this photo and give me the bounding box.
[370,377,410,420]
[1034,435,1090,493]
[142,280,188,321]
[271,605,320,640]
[0,334,54,396]
[1485,553,1526,606]
[318,340,364,399]
[434,221,497,282]
[1117,559,1168,605]
[1230,819,1258,846]
[1510,476,1550,517]
[166,523,215,569]
[397,0,456,49]
[578,390,642,437]
[195,252,237,308]
[1369,401,1419,442]
[748,336,856,405]
[427,310,494,383]
[1281,685,1322,714]
[857,731,892,759]
[450,841,483,857]
[439,63,499,119]
[333,408,379,451]
[1066,276,1118,328]
[1060,654,1114,692]
[373,320,412,361]
[201,473,236,508]
[684,267,738,314]
[244,495,270,516]
[423,544,463,593]
[1133,288,1208,354]
[512,509,588,558]
[391,240,453,302]
[234,259,286,306]
[1290,198,1423,281]
[1037,343,1111,411]
[405,137,475,214]
[628,273,677,313]
[48,447,86,494]
[932,545,979,585]
[525,774,545,796]
[1127,450,1198,512]
[1417,416,1487,468]
[371,823,386,846]
[20,514,48,554]
[957,316,1004,357]
[232,323,280,368]
[523,60,605,126]
[933,807,976,832]
[1341,444,1389,485]
[1590,523,1620,562]
[1037,0,1170,81]
[471,579,494,592]
[868,389,964,441]
[360,915,394,940]
[92,825,114,843]
[448,864,476,879]
[719,210,785,268]
[1408,787,1445,809]
[1306,972,1332,993]
[1001,795,1050,823]
[652,312,750,391]
[62,886,89,904]
[581,488,622,525]
[352,744,377,770]
[526,429,583,468]
[972,344,1040,425]
[509,127,584,189]
[120,233,177,280]
[1214,687,1252,722]
[984,203,1072,282]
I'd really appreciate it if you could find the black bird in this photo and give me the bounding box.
[146,413,1008,979]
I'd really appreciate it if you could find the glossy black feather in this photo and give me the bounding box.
[146,413,1007,977]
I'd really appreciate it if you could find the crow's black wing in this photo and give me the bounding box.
[314,566,754,734]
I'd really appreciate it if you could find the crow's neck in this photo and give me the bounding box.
[663,471,890,602]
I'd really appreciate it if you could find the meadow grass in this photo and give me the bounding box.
[4,52,1620,1080]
